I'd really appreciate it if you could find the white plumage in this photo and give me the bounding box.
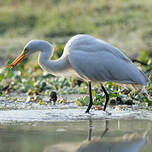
[8,34,148,112]
[65,35,148,85]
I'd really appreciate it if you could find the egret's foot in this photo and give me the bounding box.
[85,106,92,113]
[52,101,56,105]
[105,111,111,115]
[85,110,90,113]
[85,110,94,115]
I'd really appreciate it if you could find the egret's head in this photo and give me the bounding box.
[7,40,53,69]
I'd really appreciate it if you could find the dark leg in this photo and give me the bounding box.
[85,82,93,113]
[101,85,109,111]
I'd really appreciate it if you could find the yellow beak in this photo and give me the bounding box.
[7,52,25,69]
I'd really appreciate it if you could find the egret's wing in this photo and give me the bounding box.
[68,50,148,85]
[64,34,131,62]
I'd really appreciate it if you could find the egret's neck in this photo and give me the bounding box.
[38,47,71,76]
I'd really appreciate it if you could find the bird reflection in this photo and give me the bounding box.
[44,118,149,152]
[88,117,109,142]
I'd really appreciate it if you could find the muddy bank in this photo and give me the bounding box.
[0,106,152,123]
[0,93,152,123]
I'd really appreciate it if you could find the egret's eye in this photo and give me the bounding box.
[23,48,29,54]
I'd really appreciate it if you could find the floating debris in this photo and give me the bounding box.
[58,97,68,104]
[93,105,103,110]
[26,95,42,103]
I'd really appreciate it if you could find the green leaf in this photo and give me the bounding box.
[92,90,96,96]
[83,96,90,104]
[0,74,4,82]
[75,100,83,106]
[7,71,14,78]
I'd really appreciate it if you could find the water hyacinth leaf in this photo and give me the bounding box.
[109,90,118,98]
[149,72,152,81]
[119,94,126,99]
[75,97,84,106]
[106,82,113,88]
[125,99,133,105]
[83,96,90,105]
[75,96,90,106]
[93,99,98,105]
[95,94,105,101]
[38,100,46,105]
[39,81,47,90]
[148,83,152,92]
[6,70,14,78]
[75,100,83,106]
[138,51,149,63]
[0,73,4,82]
[142,96,151,104]
[93,99,103,106]
[92,90,96,96]
[110,99,117,105]
[79,88,87,94]
[21,81,34,92]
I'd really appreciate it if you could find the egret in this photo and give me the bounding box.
[8,34,148,112]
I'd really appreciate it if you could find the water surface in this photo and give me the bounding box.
[1,94,152,152]
[0,119,151,152]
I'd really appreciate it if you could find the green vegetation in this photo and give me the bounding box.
[0,0,152,58]
[0,0,152,109]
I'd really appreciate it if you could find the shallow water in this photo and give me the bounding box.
[1,94,152,152]
[0,119,151,152]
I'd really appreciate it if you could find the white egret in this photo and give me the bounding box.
[8,34,148,112]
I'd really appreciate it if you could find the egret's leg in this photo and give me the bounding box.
[86,82,93,113]
[101,85,109,111]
